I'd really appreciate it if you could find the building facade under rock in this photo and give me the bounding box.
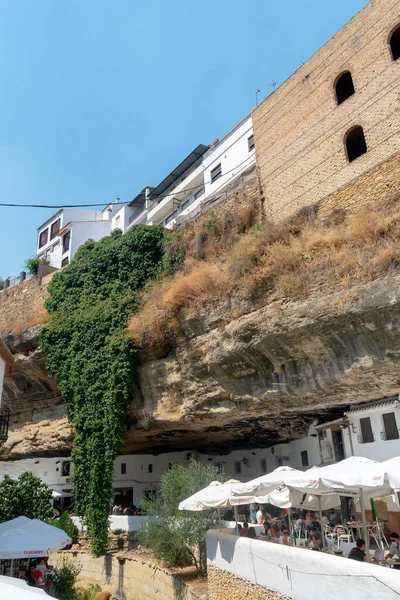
[253,0,400,220]
[1,396,399,531]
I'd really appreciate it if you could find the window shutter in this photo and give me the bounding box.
[360,417,374,443]
[383,412,399,440]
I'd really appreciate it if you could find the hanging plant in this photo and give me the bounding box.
[41,225,164,555]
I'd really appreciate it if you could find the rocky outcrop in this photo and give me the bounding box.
[124,274,400,453]
[1,326,72,459]
[2,275,400,459]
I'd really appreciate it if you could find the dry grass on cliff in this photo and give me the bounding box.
[129,195,400,347]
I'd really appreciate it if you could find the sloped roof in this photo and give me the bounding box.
[0,337,13,375]
[345,396,399,415]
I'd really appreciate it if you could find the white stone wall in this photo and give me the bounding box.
[207,530,400,600]
[347,403,400,462]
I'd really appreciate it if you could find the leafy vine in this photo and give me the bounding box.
[41,226,164,555]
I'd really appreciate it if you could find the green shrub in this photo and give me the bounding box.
[112,528,124,535]
[52,557,81,600]
[51,512,79,545]
[78,583,102,600]
[116,535,125,549]
[0,472,52,522]
[25,257,41,275]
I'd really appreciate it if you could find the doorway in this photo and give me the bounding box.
[332,429,345,461]
[113,488,133,508]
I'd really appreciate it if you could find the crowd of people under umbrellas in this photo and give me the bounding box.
[227,503,400,566]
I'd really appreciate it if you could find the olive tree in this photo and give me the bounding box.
[139,460,225,574]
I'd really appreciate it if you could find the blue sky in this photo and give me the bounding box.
[0,0,368,277]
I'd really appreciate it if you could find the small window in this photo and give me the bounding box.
[62,231,70,253]
[210,163,222,184]
[318,430,327,440]
[61,461,71,477]
[260,458,267,473]
[360,417,374,444]
[233,461,241,474]
[389,25,400,61]
[115,215,120,226]
[121,462,126,475]
[382,412,399,440]
[335,71,355,105]
[345,126,367,163]
[50,219,60,240]
[38,229,49,249]
[61,257,69,267]
[248,134,255,151]
[301,450,309,467]
[148,464,153,473]
[276,457,283,467]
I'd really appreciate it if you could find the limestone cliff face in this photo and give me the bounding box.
[1,326,72,459]
[2,275,400,459]
[125,275,400,453]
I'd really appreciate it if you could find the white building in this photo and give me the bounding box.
[36,204,123,269]
[34,113,256,267]
[143,113,255,229]
[1,397,399,527]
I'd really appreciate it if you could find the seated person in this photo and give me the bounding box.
[279,529,290,546]
[260,522,271,537]
[239,522,249,537]
[321,515,330,528]
[307,526,320,545]
[233,524,243,536]
[310,536,323,551]
[329,509,337,525]
[387,532,400,568]
[348,539,367,562]
[308,530,323,549]
[248,527,257,539]
[268,524,281,541]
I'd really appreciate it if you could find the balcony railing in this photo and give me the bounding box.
[163,186,204,226]
[128,205,146,224]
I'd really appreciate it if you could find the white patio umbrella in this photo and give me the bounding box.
[0,516,72,559]
[178,480,251,511]
[255,486,341,510]
[232,457,398,559]
[0,575,47,599]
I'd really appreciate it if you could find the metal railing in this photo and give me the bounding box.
[0,272,34,293]
[163,186,205,226]
[128,205,146,224]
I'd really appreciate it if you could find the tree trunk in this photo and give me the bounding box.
[199,540,207,576]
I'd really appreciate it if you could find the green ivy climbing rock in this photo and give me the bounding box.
[41,225,164,555]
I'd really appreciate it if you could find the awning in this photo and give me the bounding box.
[52,487,73,498]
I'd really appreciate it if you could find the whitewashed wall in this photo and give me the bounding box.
[71,515,150,532]
[207,530,400,600]
[347,404,400,462]
[69,220,111,259]
[202,115,255,198]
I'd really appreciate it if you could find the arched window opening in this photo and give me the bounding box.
[335,71,355,105]
[389,25,400,61]
[345,126,367,163]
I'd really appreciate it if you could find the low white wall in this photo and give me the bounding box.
[207,530,400,600]
[72,515,149,532]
